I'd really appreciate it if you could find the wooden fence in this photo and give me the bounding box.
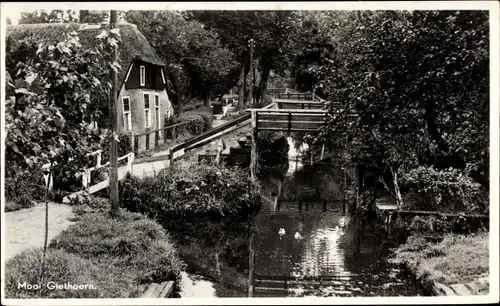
[82,150,135,189]
[133,121,190,154]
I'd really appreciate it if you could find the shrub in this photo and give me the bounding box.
[257,131,289,166]
[119,161,261,219]
[4,170,47,211]
[175,113,206,135]
[189,106,214,130]
[401,166,488,214]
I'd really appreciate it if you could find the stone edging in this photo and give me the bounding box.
[424,276,489,296]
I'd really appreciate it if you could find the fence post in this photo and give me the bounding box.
[96,151,102,167]
[169,148,174,167]
[145,133,150,150]
[81,171,87,189]
[163,127,168,143]
[127,153,134,174]
[155,130,159,148]
[134,134,139,155]
[172,126,177,141]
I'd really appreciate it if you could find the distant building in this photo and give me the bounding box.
[6,22,174,152]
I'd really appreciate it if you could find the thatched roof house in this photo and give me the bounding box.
[6,22,166,89]
[6,23,174,152]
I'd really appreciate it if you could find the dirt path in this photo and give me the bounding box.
[4,202,76,262]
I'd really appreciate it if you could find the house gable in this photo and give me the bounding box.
[124,60,166,91]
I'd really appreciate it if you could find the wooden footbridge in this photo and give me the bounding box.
[246,98,333,181]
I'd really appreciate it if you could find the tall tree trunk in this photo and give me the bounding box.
[238,65,245,111]
[243,61,250,105]
[203,92,210,107]
[391,168,404,209]
[167,67,183,115]
[256,63,271,104]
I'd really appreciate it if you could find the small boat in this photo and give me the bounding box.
[294,232,302,240]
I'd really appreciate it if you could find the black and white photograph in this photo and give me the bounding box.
[1,1,498,304]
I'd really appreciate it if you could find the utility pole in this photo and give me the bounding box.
[248,38,255,105]
[109,10,119,217]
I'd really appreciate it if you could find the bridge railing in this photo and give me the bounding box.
[274,92,313,100]
[274,99,324,109]
[245,108,328,133]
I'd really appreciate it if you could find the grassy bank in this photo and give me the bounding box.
[391,232,489,288]
[4,202,184,298]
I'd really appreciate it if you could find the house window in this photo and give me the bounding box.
[144,93,151,128]
[140,65,146,86]
[122,96,132,131]
[155,94,161,133]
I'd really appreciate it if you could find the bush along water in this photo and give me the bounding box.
[257,131,290,180]
[118,161,261,232]
[401,166,488,215]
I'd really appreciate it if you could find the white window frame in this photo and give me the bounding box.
[124,64,133,83]
[140,65,146,86]
[155,94,161,130]
[143,93,151,128]
[160,68,166,84]
[122,96,132,131]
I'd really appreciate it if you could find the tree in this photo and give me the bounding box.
[125,10,238,109]
[187,11,299,106]
[5,26,118,181]
[5,25,119,282]
[302,10,489,207]
[18,9,108,24]
[18,10,78,24]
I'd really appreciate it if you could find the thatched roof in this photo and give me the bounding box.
[6,22,166,85]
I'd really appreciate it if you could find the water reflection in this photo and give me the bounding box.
[175,136,425,297]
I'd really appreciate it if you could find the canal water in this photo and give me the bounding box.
[173,137,426,297]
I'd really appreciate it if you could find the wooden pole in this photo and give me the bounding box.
[248,110,258,297]
[320,143,325,160]
[248,217,256,297]
[109,10,119,217]
[250,111,258,181]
